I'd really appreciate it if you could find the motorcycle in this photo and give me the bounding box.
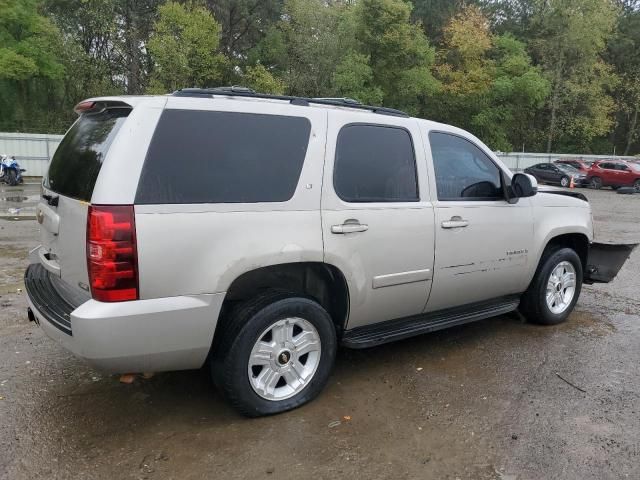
[0,155,26,186]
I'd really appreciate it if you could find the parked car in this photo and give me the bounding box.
[25,88,635,416]
[586,160,640,190]
[524,162,588,187]
[554,159,594,172]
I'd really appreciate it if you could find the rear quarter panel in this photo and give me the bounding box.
[134,99,327,298]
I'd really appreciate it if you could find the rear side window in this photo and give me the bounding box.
[45,108,130,201]
[333,124,418,202]
[135,110,311,204]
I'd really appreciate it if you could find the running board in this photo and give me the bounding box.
[341,296,521,349]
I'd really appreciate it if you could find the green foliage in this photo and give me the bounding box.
[350,0,439,114]
[252,0,345,97]
[147,2,228,93]
[0,0,638,155]
[242,64,285,94]
[530,0,618,152]
[432,7,549,150]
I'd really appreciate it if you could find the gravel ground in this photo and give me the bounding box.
[0,183,639,480]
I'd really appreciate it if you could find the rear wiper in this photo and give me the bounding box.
[42,194,59,207]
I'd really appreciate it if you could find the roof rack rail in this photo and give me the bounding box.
[171,87,409,117]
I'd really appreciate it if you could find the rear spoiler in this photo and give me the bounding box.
[584,242,637,284]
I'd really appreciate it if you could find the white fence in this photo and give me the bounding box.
[1,131,637,178]
[0,132,64,177]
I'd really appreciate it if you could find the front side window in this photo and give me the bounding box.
[333,124,418,202]
[429,132,503,201]
[136,110,311,204]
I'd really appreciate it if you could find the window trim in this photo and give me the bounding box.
[333,122,420,204]
[428,130,507,202]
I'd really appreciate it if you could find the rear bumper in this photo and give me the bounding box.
[25,264,225,373]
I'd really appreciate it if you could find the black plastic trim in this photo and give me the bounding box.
[24,264,88,336]
[341,295,521,348]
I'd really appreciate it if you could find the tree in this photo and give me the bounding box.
[242,64,285,94]
[432,6,549,150]
[608,8,640,154]
[207,0,283,58]
[0,0,66,131]
[147,2,228,93]
[529,0,618,152]
[252,0,346,97]
[348,0,440,114]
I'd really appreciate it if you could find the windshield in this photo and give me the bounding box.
[45,107,130,201]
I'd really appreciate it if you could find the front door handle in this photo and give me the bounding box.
[331,220,369,234]
[441,216,469,229]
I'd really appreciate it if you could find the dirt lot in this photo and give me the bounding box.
[1,183,639,480]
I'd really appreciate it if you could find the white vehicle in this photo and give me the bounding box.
[25,87,634,416]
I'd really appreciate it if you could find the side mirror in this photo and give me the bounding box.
[507,173,537,203]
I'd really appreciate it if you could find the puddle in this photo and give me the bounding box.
[560,310,617,338]
[0,196,29,202]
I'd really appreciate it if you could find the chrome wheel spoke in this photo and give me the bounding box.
[250,342,272,366]
[562,272,576,288]
[256,368,280,397]
[282,365,304,387]
[293,331,320,356]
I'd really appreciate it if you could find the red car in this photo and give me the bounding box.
[554,159,594,172]
[587,160,640,190]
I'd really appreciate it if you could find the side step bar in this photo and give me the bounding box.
[341,296,520,349]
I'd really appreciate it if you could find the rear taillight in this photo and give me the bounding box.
[87,205,139,302]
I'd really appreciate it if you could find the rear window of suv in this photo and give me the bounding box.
[135,109,312,204]
[45,107,130,201]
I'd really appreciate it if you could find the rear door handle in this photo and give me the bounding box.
[331,220,369,234]
[441,216,469,229]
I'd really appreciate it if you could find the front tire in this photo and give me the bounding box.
[520,247,583,325]
[590,177,602,189]
[212,291,337,417]
[634,179,640,192]
[560,176,570,187]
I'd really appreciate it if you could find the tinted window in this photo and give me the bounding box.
[429,132,503,200]
[45,108,130,201]
[135,110,311,204]
[537,163,551,170]
[333,125,418,202]
[599,163,614,169]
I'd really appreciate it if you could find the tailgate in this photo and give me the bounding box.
[36,105,131,295]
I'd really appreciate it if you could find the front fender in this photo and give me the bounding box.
[584,242,637,284]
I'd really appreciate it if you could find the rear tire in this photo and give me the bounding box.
[212,290,337,417]
[520,247,582,325]
[634,179,640,192]
[6,170,17,186]
[590,177,602,189]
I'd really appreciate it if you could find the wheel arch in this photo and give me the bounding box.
[218,262,350,337]
[543,233,589,270]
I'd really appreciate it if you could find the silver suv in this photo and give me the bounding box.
[25,88,634,416]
